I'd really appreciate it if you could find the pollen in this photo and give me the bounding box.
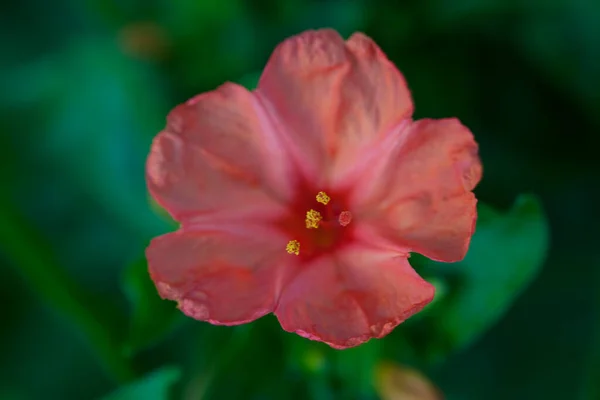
[286,240,300,255]
[316,191,330,205]
[305,209,323,229]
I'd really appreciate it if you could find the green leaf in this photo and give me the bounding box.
[101,366,181,400]
[121,258,183,355]
[410,195,549,362]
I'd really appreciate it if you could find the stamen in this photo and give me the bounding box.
[305,209,322,229]
[339,211,352,227]
[286,240,300,255]
[316,191,330,205]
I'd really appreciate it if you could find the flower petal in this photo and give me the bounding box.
[146,82,293,225]
[146,228,293,325]
[275,247,434,349]
[257,29,413,183]
[356,118,482,262]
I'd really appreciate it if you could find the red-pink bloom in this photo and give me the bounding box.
[146,29,482,349]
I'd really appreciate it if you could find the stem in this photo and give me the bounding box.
[0,197,136,383]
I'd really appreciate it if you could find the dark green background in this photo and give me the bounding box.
[0,0,597,399]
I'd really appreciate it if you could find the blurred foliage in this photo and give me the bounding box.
[120,258,183,355]
[1,0,598,399]
[374,362,442,400]
[101,367,181,400]
[407,195,549,364]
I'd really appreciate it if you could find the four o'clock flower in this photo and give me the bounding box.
[146,29,482,349]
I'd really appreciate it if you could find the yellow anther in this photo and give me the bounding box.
[316,191,330,205]
[286,240,300,255]
[305,209,323,229]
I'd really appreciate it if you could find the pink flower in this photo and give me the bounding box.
[146,29,482,349]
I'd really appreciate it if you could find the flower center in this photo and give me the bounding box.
[286,191,352,256]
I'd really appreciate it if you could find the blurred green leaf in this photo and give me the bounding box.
[583,267,600,399]
[333,340,381,400]
[149,195,179,229]
[200,325,256,399]
[514,3,600,126]
[101,366,181,400]
[281,0,367,38]
[22,38,172,240]
[411,195,549,362]
[0,196,135,382]
[285,338,333,400]
[121,258,183,355]
[237,71,262,90]
[162,0,243,37]
[160,0,251,90]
